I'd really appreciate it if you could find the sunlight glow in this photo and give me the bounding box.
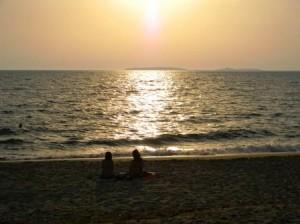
[2,1,299,70]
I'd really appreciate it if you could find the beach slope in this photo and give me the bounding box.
[0,155,300,223]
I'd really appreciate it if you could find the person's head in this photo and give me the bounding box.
[132,149,141,160]
[104,151,112,160]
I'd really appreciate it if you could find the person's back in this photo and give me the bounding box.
[129,149,144,178]
[129,158,144,178]
[101,152,114,179]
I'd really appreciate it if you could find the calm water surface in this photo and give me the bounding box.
[0,70,299,160]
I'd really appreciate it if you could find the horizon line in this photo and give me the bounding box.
[0,68,300,72]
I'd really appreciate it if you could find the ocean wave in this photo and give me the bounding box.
[0,138,25,145]
[272,113,284,117]
[63,129,275,146]
[133,144,300,158]
[179,116,221,124]
[239,113,262,119]
[0,128,16,135]
[151,144,300,156]
[1,110,14,114]
[1,144,299,161]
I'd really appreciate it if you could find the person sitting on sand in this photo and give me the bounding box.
[101,152,114,179]
[129,149,148,178]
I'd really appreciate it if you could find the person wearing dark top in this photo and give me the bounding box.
[129,149,146,178]
[101,152,114,179]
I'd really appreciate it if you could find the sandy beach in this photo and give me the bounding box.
[1,153,300,224]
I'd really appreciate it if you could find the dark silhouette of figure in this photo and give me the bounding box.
[129,149,146,178]
[101,152,114,179]
[19,123,23,129]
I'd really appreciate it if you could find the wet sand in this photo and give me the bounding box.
[1,154,300,224]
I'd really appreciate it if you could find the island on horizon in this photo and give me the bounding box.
[215,67,264,72]
[125,67,266,72]
[126,67,187,71]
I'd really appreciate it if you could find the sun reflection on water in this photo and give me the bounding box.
[125,70,172,140]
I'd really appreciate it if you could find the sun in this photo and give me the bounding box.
[116,0,198,36]
[118,0,160,34]
[145,0,160,34]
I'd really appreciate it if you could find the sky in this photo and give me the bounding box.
[0,0,299,70]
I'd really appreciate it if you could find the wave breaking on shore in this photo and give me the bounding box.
[1,143,299,161]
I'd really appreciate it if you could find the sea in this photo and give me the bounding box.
[0,70,299,160]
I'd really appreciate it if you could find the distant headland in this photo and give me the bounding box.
[125,67,265,72]
[126,67,187,71]
[214,67,264,72]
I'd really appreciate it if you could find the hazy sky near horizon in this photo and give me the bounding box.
[0,0,299,70]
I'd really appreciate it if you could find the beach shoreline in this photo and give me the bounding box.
[1,151,300,164]
[1,153,300,223]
